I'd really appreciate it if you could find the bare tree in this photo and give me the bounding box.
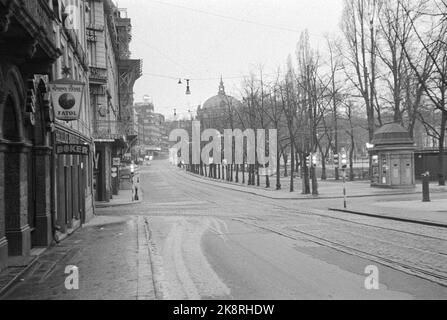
[399,0,447,185]
[341,0,379,142]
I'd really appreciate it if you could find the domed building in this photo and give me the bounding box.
[197,78,243,130]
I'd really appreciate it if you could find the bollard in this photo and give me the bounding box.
[134,187,139,201]
[422,172,430,202]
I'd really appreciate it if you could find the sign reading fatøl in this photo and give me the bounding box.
[50,77,85,121]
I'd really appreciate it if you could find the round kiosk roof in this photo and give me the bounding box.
[371,123,413,146]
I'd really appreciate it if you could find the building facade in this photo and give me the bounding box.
[0,0,95,271]
[87,0,141,201]
[135,101,168,156]
[0,0,141,272]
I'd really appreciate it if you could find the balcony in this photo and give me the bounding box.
[89,66,108,85]
[87,23,104,32]
[93,120,140,149]
[0,0,61,65]
[93,120,123,141]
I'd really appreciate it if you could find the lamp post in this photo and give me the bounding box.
[341,148,348,208]
[311,153,319,195]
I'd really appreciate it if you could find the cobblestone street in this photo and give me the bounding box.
[3,160,442,300]
[3,160,447,299]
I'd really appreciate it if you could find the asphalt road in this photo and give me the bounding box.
[100,159,447,300]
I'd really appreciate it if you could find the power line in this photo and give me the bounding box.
[146,0,320,35]
[133,33,193,74]
[141,71,289,82]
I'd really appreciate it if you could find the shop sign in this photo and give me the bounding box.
[50,77,85,121]
[56,144,89,155]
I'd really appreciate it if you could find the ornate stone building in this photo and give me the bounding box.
[0,0,144,273]
[87,0,141,201]
[0,0,95,271]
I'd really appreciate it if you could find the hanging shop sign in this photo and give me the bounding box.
[56,144,90,156]
[50,77,85,121]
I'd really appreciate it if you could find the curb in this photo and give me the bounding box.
[329,208,447,229]
[0,256,39,299]
[95,200,142,209]
[95,190,144,209]
[179,170,426,201]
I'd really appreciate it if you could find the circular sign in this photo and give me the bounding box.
[98,106,107,117]
[59,93,76,110]
[111,167,118,172]
[111,173,117,178]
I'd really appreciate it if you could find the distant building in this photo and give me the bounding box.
[135,102,168,156]
[197,78,243,130]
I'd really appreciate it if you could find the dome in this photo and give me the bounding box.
[201,78,243,111]
[372,123,413,146]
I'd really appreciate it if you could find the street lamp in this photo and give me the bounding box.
[341,149,348,209]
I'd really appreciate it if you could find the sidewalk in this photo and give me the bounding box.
[180,168,447,200]
[0,215,156,300]
[330,197,447,228]
[179,168,447,228]
[95,189,142,208]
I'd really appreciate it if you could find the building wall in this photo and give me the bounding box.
[88,0,124,202]
[1,0,65,271]
[54,0,95,229]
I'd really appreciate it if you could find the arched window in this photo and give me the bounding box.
[3,95,20,142]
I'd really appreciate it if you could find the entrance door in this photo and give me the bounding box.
[27,149,36,237]
[391,158,400,185]
[400,156,413,185]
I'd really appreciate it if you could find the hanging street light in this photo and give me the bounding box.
[185,79,191,95]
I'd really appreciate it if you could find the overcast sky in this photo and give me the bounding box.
[116,0,344,118]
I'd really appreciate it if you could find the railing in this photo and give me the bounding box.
[87,23,104,32]
[89,66,108,84]
[93,119,139,140]
[93,120,123,140]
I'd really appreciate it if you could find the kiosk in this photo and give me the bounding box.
[370,123,416,189]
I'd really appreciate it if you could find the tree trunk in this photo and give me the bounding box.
[302,152,310,194]
[321,154,327,180]
[242,163,245,184]
[438,111,447,186]
[295,152,300,172]
[265,165,270,188]
[290,143,294,192]
[276,147,281,190]
[283,153,288,177]
[349,126,355,181]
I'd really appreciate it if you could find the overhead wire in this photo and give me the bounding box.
[145,0,305,34]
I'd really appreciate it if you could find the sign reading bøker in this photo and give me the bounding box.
[50,77,85,121]
[56,144,89,156]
